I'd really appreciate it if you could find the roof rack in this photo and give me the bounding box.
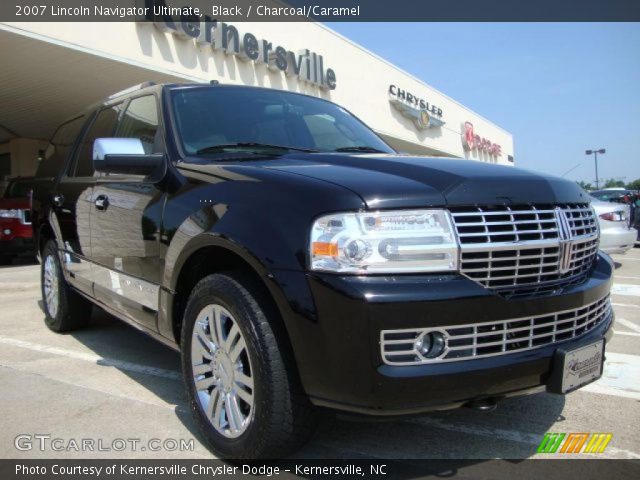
[107,82,157,99]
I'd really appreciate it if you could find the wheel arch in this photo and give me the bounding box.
[165,235,293,349]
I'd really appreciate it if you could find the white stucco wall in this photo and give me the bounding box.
[4,21,514,165]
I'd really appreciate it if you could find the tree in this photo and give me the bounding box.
[602,178,625,189]
[626,178,640,190]
[577,180,593,191]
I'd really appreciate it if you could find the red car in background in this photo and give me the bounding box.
[0,177,35,262]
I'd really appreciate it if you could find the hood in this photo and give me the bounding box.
[183,153,589,209]
[0,197,30,209]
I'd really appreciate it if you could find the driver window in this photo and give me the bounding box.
[116,96,161,154]
[71,105,121,177]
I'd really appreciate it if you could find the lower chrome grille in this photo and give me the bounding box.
[380,295,611,365]
[450,204,599,297]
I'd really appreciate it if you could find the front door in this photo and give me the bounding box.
[89,95,165,330]
[53,106,121,296]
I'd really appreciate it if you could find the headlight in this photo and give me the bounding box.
[310,209,459,273]
[0,209,21,219]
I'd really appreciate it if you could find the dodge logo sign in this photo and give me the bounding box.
[462,121,502,156]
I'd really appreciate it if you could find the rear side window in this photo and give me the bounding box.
[115,96,161,154]
[71,104,121,177]
[37,115,86,178]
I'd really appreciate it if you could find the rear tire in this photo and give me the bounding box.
[41,240,91,332]
[181,272,317,459]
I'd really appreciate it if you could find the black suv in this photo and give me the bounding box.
[32,83,614,459]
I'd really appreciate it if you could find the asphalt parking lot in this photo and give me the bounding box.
[0,251,639,460]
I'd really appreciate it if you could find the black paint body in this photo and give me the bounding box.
[32,84,614,415]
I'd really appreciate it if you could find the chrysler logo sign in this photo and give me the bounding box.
[388,85,445,129]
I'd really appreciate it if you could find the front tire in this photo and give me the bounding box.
[181,272,317,459]
[41,240,91,332]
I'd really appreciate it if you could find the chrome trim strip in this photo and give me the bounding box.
[91,263,159,311]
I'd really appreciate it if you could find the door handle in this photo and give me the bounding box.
[52,194,64,207]
[95,195,109,211]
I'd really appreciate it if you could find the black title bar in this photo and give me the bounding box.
[2,459,640,480]
[1,0,640,22]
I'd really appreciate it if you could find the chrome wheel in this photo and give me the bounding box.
[191,304,254,438]
[43,254,59,318]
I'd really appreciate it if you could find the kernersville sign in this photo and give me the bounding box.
[145,0,337,90]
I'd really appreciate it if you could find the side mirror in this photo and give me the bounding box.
[93,138,166,181]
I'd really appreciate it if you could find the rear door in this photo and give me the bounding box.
[33,115,84,234]
[89,95,165,330]
[52,105,121,296]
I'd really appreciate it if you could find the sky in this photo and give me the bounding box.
[327,23,640,186]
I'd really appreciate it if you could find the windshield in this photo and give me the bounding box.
[4,180,32,199]
[171,87,394,157]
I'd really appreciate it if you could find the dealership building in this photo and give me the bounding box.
[0,20,514,180]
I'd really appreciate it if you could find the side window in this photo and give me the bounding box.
[115,96,161,154]
[71,104,121,177]
[37,115,86,178]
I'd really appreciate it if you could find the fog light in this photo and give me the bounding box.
[3,229,11,235]
[415,331,446,359]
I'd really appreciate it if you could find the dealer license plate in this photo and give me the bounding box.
[561,340,604,393]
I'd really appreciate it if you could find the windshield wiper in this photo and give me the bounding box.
[333,146,386,153]
[196,142,317,155]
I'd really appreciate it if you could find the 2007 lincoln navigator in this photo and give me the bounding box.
[32,83,614,458]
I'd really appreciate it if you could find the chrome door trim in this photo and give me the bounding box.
[91,262,160,311]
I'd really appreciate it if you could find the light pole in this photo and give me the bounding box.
[585,148,606,189]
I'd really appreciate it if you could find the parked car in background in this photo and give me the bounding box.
[0,176,35,262]
[590,189,638,203]
[590,189,640,244]
[591,198,637,254]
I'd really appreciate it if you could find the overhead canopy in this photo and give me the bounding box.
[0,28,185,143]
[0,22,512,163]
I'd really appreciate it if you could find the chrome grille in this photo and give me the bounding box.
[450,204,598,297]
[453,206,560,244]
[564,205,599,237]
[381,295,611,365]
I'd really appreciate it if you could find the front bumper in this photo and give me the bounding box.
[0,237,34,255]
[0,219,33,255]
[272,252,614,416]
